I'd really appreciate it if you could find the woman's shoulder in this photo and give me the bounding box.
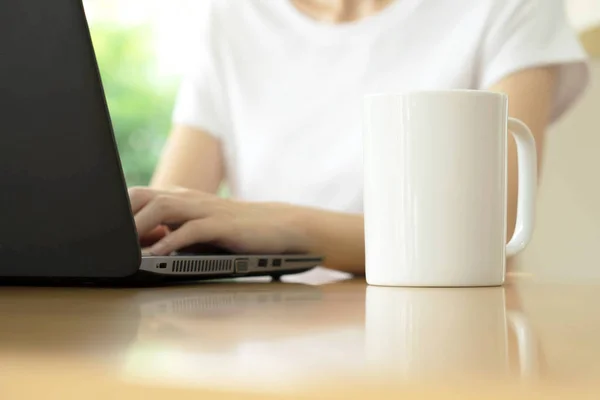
[474,0,589,121]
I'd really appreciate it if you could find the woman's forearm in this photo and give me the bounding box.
[151,125,224,193]
[290,207,365,274]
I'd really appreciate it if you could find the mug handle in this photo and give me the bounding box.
[505,118,538,257]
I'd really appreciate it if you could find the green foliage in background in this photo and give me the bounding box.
[89,23,177,186]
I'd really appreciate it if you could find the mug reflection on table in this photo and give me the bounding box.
[365,285,539,381]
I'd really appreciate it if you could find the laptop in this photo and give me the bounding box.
[0,0,322,285]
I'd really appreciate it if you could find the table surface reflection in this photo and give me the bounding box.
[1,271,599,399]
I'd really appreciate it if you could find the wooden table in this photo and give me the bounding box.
[1,270,599,399]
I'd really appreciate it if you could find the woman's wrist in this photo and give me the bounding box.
[270,202,316,253]
[273,202,366,273]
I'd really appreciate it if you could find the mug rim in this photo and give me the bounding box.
[364,89,507,99]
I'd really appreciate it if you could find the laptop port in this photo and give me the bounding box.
[157,262,167,269]
[235,259,249,273]
[272,259,282,267]
[258,258,268,267]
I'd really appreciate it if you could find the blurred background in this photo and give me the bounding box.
[83,0,599,279]
[83,0,199,186]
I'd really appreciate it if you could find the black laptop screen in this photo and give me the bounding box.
[0,0,140,277]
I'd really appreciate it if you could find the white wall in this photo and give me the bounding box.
[514,58,600,281]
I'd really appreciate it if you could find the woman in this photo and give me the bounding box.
[130,0,589,274]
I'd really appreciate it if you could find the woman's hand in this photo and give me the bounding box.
[128,187,311,256]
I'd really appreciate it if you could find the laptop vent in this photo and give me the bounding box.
[172,259,233,274]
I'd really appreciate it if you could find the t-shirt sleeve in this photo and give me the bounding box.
[171,3,226,139]
[478,0,590,122]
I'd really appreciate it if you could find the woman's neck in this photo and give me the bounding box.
[291,0,396,23]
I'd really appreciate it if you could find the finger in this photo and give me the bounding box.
[128,186,163,214]
[134,195,213,237]
[134,195,190,236]
[129,187,213,214]
[139,225,170,247]
[149,218,230,256]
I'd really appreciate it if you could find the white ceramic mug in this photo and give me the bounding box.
[365,286,538,381]
[363,90,537,287]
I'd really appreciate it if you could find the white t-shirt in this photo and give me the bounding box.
[172,0,589,213]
